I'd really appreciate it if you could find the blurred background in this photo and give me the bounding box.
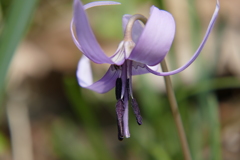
[0,0,240,159]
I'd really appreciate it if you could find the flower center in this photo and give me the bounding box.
[114,14,147,141]
[115,60,142,141]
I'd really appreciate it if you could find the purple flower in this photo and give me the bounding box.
[71,0,219,140]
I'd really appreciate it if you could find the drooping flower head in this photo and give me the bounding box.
[71,0,220,140]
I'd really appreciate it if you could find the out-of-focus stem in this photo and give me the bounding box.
[161,59,192,160]
[7,97,33,160]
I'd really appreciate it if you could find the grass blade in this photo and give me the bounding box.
[0,0,38,95]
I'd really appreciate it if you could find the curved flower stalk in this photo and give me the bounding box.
[71,0,220,140]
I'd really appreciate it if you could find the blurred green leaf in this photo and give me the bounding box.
[51,119,97,160]
[0,0,13,17]
[63,77,114,160]
[206,94,222,160]
[188,107,204,160]
[152,0,165,9]
[0,132,8,154]
[0,0,38,96]
[176,77,240,101]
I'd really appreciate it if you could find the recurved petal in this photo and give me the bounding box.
[84,1,120,9]
[128,6,175,66]
[77,55,120,93]
[146,0,220,76]
[71,1,120,53]
[71,19,83,52]
[122,14,144,43]
[73,0,120,64]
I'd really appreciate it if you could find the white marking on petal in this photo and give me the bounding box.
[77,55,93,87]
[111,41,125,64]
[111,40,136,64]
[147,64,159,71]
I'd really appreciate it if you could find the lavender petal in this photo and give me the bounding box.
[128,6,175,66]
[146,0,220,76]
[77,55,120,93]
[71,1,120,53]
[83,1,120,10]
[73,0,120,64]
[71,19,83,52]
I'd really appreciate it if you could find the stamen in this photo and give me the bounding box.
[131,98,142,125]
[115,78,122,100]
[116,100,125,141]
[126,78,142,125]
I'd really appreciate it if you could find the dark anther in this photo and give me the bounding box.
[113,65,121,70]
[118,133,124,141]
[131,98,142,125]
[116,100,125,141]
[115,78,122,100]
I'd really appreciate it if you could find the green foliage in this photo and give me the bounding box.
[0,132,8,154]
[0,0,38,98]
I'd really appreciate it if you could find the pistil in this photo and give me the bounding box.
[124,14,148,41]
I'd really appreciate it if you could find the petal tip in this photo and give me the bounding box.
[83,1,121,10]
[216,0,220,7]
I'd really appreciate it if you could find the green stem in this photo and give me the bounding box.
[161,59,192,160]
